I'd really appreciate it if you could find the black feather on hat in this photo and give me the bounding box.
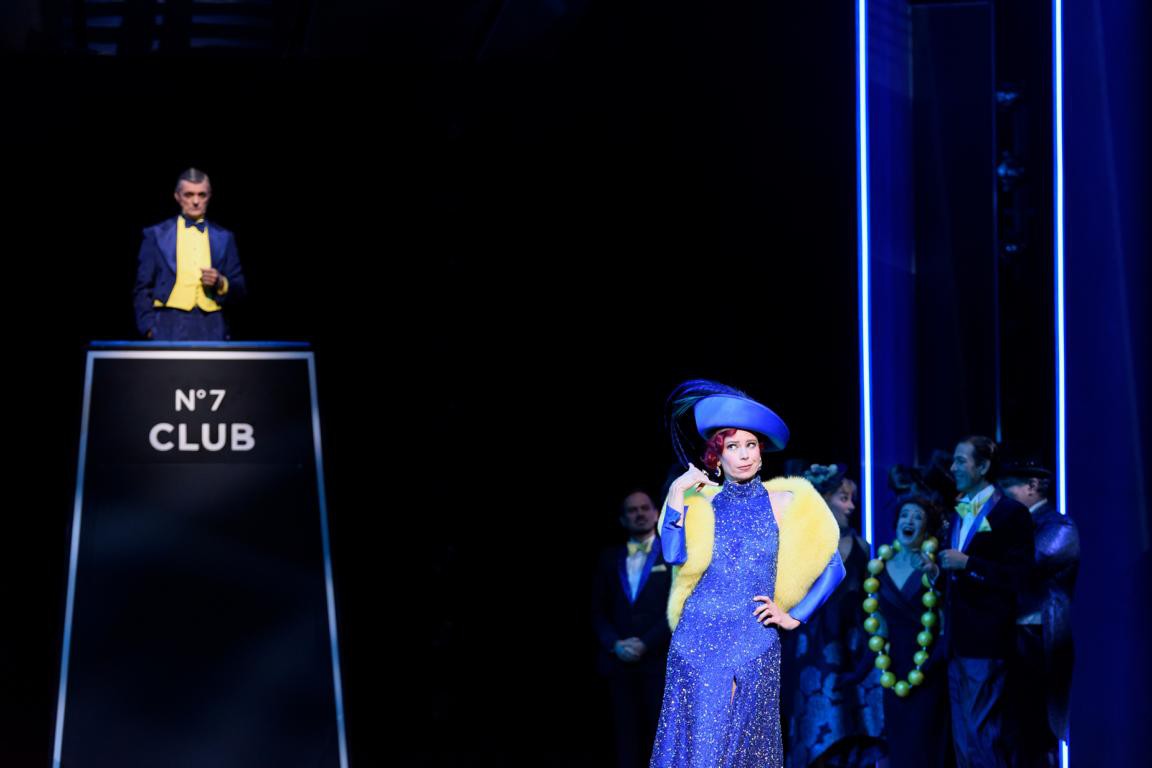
[665,379,789,468]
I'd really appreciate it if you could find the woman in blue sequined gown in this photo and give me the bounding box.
[650,381,847,768]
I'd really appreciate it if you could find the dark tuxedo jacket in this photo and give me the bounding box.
[133,216,247,337]
[944,490,1035,658]
[591,539,672,676]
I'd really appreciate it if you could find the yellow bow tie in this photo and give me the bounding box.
[956,501,976,519]
[627,541,652,557]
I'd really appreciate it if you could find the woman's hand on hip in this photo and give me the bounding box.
[752,594,800,631]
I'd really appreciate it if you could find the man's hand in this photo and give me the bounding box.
[614,637,647,662]
[938,548,969,571]
[201,267,221,288]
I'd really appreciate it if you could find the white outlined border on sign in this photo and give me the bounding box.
[53,349,349,768]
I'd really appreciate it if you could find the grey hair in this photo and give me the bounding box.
[175,167,211,193]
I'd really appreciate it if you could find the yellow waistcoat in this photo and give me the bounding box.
[156,218,222,312]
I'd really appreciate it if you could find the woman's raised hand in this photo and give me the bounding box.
[670,464,718,495]
[665,465,718,529]
[912,551,941,580]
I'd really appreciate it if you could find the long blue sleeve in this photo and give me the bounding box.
[789,551,846,623]
[661,504,688,565]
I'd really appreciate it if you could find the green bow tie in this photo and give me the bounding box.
[956,501,976,518]
[627,540,652,557]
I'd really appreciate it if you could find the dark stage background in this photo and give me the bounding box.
[5,1,1150,766]
[5,3,860,765]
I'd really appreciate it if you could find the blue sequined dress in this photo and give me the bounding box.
[650,479,785,767]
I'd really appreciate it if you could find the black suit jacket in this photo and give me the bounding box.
[591,540,673,676]
[944,491,1035,658]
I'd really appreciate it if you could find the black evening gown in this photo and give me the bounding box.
[876,566,953,768]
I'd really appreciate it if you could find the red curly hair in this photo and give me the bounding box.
[702,428,764,473]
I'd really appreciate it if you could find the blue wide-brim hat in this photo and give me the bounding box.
[693,394,790,447]
[666,379,790,467]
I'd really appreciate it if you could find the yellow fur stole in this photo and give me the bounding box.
[659,476,840,631]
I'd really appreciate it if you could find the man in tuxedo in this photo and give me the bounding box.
[134,168,247,341]
[1000,456,1079,768]
[937,435,1035,768]
[591,489,672,768]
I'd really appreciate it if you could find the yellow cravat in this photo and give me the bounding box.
[956,488,995,538]
[627,540,652,557]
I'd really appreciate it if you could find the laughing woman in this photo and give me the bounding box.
[649,380,846,768]
[872,495,950,768]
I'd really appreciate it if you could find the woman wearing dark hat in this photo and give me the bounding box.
[781,464,884,768]
[649,380,846,768]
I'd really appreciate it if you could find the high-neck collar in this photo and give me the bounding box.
[720,476,765,497]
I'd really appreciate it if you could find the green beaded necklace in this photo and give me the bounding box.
[861,537,940,698]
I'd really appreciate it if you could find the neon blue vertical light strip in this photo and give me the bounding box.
[1053,1,1066,514]
[857,0,874,550]
[308,354,351,768]
[52,353,96,767]
[1053,0,1068,764]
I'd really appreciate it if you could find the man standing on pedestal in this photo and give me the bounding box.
[134,168,246,341]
